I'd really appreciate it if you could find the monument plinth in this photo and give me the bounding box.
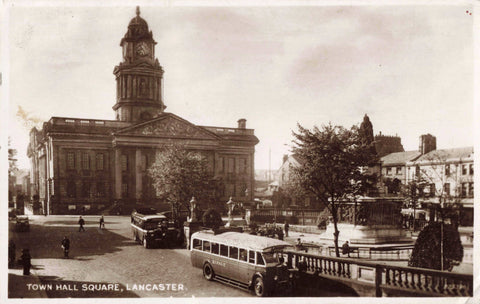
[320,197,412,245]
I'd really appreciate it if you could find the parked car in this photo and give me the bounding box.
[15,216,30,232]
[8,207,17,221]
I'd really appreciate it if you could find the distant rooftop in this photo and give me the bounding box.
[381,150,421,166]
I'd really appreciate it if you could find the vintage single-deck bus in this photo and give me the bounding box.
[190,231,295,296]
[131,212,170,248]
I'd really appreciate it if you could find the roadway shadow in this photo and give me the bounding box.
[293,273,359,297]
[8,273,139,298]
[9,221,136,260]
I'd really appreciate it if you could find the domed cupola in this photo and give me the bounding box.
[113,6,166,123]
[121,6,153,44]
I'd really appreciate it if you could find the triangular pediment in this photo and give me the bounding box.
[114,113,220,140]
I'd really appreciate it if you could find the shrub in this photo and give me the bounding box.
[202,208,223,229]
[408,222,463,271]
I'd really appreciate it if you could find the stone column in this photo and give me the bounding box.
[114,148,122,199]
[135,149,142,201]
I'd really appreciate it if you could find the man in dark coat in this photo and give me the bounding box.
[21,249,31,275]
[284,221,290,237]
[8,240,16,268]
[78,216,85,232]
[61,236,70,258]
[99,215,105,229]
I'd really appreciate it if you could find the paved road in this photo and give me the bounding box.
[8,215,251,298]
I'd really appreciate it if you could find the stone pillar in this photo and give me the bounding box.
[114,148,122,199]
[135,149,142,201]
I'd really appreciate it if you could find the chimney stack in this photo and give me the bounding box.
[419,134,436,154]
[237,118,246,129]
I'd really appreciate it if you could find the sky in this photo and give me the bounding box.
[5,2,475,171]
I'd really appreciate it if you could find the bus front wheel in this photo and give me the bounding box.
[254,277,267,297]
[203,263,214,281]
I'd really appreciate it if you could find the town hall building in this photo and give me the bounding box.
[27,7,258,215]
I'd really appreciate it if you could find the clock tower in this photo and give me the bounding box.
[113,7,166,122]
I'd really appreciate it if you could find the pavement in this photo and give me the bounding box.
[8,266,48,298]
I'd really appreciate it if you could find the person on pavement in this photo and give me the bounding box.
[78,216,85,232]
[284,221,290,237]
[21,248,31,275]
[61,236,70,258]
[8,240,16,268]
[99,215,105,229]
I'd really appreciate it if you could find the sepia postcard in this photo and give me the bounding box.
[2,0,477,303]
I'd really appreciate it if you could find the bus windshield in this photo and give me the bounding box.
[144,220,163,230]
[262,252,283,264]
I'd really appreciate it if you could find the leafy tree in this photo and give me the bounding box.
[408,221,463,271]
[148,145,216,218]
[290,123,377,257]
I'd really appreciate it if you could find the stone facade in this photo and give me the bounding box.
[27,8,258,215]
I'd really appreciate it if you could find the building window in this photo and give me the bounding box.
[96,153,104,171]
[218,157,224,173]
[121,155,128,171]
[444,183,450,196]
[469,182,474,197]
[461,183,467,198]
[469,164,474,175]
[445,164,450,176]
[239,158,247,173]
[96,182,106,197]
[82,153,90,170]
[227,158,235,173]
[396,167,402,174]
[462,165,467,175]
[415,166,420,178]
[121,183,128,197]
[386,167,392,175]
[81,181,91,198]
[67,180,76,198]
[122,175,129,197]
[67,152,75,170]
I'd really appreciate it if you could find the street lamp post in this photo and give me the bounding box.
[189,197,197,222]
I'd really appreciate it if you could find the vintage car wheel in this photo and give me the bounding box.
[203,263,215,281]
[133,232,138,242]
[254,277,267,297]
[143,238,149,249]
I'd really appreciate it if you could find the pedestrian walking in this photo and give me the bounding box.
[284,221,289,237]
[342,241,351,257]
[99,215,105,229]
[78,216,85,232]
[8,240,16,268]
[21,249,31,275]
[61,236,70,258]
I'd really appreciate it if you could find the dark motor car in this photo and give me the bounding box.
[15,215,30,232]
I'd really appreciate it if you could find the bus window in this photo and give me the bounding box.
[192,238,202,250]
[211,242,219,255]
[203,241,211,252]
[256,252,265,265]
[229,246,239,259]
[239,248,247,262]
[248,251,255,264]
[220,244,229,257]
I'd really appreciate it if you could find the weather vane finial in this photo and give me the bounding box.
[136,6,140,16]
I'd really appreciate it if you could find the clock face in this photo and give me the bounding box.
[136,42,150,57]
